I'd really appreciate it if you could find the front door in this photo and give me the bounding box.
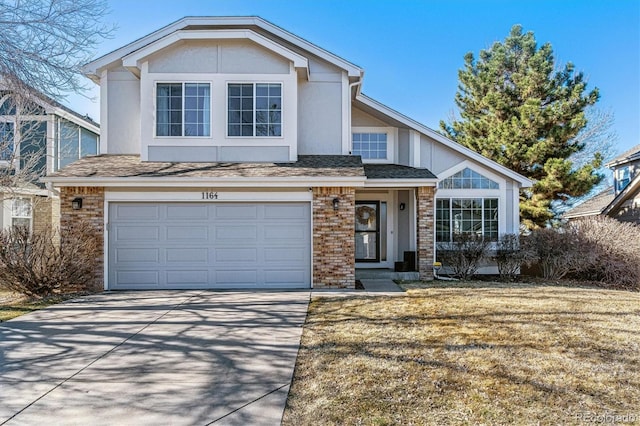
[355,201,380,262]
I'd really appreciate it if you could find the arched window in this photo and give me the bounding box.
[439,167,499,189]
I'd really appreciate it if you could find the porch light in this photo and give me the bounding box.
[332,198,340,211]
[72,197,83,210]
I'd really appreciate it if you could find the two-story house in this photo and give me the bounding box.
[565,144,640,223]
[0,85,99,232]
[44,17,532,290]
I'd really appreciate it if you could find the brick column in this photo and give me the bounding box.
[416,186,436,281]
[312,187,356,288]
[60,186,105,292]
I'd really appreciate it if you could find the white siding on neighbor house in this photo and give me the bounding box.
[103,68,140,154]
[297,79,343,155]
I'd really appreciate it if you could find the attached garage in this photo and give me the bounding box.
[107,202,311,290]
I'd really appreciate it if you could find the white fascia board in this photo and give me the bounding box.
[42,176,366,188]
[122,29,308,75]
[356,94,534,188]
[364,179,438,188]
[51,109,100,134]
[0,186,50,197]
[84,16,362,79]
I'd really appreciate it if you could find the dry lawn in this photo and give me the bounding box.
[284,284,640,425]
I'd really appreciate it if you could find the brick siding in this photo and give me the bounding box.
[60,187,105,292]
[312,187,356,288]
[416,186,436,280]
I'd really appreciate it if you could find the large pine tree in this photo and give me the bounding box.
[440,25,603,229]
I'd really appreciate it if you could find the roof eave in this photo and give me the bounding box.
[41,175,367,188]
[364,178,438,188]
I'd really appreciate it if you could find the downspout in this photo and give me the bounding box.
[347,78,363,154]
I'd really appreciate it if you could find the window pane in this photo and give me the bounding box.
[228,84,254,136]
[439,167,499,189]
[80,129,98,156]
[156,83,182,136]
[0,122,14,161]
[59,120,79,168]
[184,83,210,136]
[256,84,281,137]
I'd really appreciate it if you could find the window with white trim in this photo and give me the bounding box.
[227,83,282,137]
[11,198,32,229]
[439,167,499,189]
[436,198,498,242]
[156,82,211,137]
[55,119,99,170]
[352,132,388,159]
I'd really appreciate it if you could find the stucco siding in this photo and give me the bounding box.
[351,107,389,127]
[105,69,140,154]
[297,80,342,155]
[397,128,410,166]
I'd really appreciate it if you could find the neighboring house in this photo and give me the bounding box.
[565,144,640,223]
[0,85,100,233]
[44,16,531,291]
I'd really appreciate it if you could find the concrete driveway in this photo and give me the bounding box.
[0,290,310,425]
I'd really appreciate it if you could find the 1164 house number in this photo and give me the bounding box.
[201,191,219,200]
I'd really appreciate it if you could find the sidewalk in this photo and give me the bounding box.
[311,279,405,297]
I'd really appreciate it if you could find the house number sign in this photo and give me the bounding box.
[201,191,219,200]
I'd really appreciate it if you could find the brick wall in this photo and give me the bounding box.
[32,196,53,235]
[416,186,436,281]
[60,186,105,292]
[312,187,356,288]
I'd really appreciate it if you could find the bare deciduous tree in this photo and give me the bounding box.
[0,0,114,100]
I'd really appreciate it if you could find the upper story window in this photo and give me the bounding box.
[227,83,282,137]
[11,197,32,230]
[0,122,14,161]
[352,133,387,160]
[439,167,499,189]
[616,166,631,192]
[156,83,211,137]
[56,119,99,170]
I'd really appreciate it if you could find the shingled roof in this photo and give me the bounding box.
[364,164,437,179]
[45,154,366,179]
[564,186,615,219]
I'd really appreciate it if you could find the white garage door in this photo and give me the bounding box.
[108,202,311,290]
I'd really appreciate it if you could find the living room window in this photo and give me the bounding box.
[11,197,32,230]
[227,83,282,137]
[156,83,211,137]
[436,198,499,242]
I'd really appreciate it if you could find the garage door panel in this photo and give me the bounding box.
[113,204,160,220]
[215,270,258,284]
[166,248,208,263]
[215,248,258,262]
[215,205,258,219]
[264,247,306,262]
[109,202,310,289]
[116,248,159,263]
[264,270,306,285]
[216,225,257,241]
[116,271,159,286]
[166,204,209,220]
[115,226,159,241]
[167,270,208,285]
[264,204,308,219]
[166,226,208,241]
[264,225,306,240]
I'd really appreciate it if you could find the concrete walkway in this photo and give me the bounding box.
[0,291,309,425]
[311,279,405,297]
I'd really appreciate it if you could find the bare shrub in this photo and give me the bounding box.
[436,233,491,280]
[0,221,100,298]
[572,217,640,290]
[494,234,534,281]
[523,227,595,280]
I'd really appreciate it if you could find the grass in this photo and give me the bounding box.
[283,282,640,425]
[0,289,74,322]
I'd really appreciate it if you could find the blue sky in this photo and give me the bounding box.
[68,0,640,155]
